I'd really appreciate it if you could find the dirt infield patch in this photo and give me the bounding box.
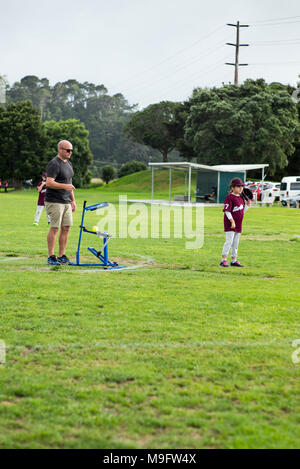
[1,252,158,272]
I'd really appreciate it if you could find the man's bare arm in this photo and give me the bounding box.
[46,177,75,192]
[70,190,76,212]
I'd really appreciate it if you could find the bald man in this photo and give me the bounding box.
[44,140,76,265]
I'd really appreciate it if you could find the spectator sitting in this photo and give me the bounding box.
[204,187,216,203]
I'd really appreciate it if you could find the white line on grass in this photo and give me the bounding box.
[0,257,28,262]
[5,338,294,352]
[114,251,156,263]
[77,265,146,273]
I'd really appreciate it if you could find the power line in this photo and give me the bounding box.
[251,60,300,66]
[252,41,300,47]
[251,15,300,24]
[252,20,300,27]
[120,36,231,95]
[110,25,225,90]
[116,14,300,106]
[140,55,232,99]
[253,38,300,44]
[206,69,234,88]
[136,53,233,105]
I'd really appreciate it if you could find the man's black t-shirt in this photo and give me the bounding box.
[45,156,74,204]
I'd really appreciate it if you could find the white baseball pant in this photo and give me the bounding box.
[34,205,50,224]
[222,231,241,259]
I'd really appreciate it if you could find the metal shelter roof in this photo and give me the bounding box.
[149,162,269,172]
[211,164,269,172]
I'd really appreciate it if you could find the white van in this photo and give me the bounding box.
[280,176,300,201]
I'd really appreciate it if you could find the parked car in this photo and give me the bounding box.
[247,183,269,201]
[280,176,300,201]
[261,182,281,202]
[281,193,300,207]
[247,183,260,199]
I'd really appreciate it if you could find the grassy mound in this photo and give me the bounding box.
[99,169,196,197]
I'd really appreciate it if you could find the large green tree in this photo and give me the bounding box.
[124,101,180,162]
[167,100,195,161]
[184,79,299,175]
[0,101,48,186]
[7,76,162,168]
[43,119,93,187]
[8,75,52,120]
[284,80,300,177]
[7,77,151,166]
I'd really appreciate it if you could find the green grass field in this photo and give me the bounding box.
[0,184,300,449]
[99,169,197,198]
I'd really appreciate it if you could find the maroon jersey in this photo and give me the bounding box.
[37,182,46,206]
[223,193,245,233]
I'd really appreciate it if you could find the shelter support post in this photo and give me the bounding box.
[169,168,172,203]
[151,166,154,201]
[188,166,191,203]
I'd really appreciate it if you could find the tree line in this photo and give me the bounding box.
[125,79,300,179]
[1,76,299,185]
[0,101,92,187]
[5,75,161,173]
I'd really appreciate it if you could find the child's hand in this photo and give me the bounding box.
[231,220,236,230]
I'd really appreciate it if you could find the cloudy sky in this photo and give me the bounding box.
[1,0,300,108]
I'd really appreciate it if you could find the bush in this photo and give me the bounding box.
[118,160,147,178]
[101,165,116,184]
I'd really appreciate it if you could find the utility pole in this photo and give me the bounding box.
[225,21,249,85]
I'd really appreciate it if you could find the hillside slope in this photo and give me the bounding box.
[99,169,197,197]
